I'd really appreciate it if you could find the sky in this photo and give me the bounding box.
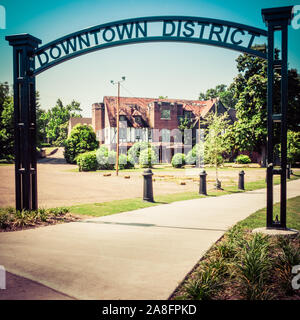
[0,0,299,117]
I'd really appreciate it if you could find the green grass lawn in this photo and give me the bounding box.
[69,175,300,217]
[236,195,300,230]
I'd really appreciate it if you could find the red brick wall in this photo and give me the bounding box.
[92,103,105,144]
[150,102,182,142]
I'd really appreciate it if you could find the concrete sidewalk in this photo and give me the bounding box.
[0,179,299,300]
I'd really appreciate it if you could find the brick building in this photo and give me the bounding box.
[69,96,236,162]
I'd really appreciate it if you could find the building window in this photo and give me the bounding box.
[119,115,127,122]
[120,128,127,141]
[161,129,170,142]
[135,116,142,125]
[135,128,141,141]
[161,108,171,119]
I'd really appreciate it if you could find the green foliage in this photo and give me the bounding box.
[76,151,98,171]
[128,141,150,164]
[139,147,158,168]
[42,99,82,146]
[199,84,237,109]
[64,124,98,164]
[185,149,196,165]
[171,153,185,168]
[182,268,221,300]
[0,206,70,230]
[204,111,232,185]
[231,52,300,153]
[236,233,273,300]
[96,146,115,170]
[235,154,251,164]
[118,153,134,170]
[286,131,300,165]
[186,144,205,165]
[0,94,14,160]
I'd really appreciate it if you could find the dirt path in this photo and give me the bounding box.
[0,148,269,208]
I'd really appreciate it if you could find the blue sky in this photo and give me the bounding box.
[0,0,299,117]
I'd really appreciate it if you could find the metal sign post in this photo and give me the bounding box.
[6,34,41,211]
[262,6,293,229]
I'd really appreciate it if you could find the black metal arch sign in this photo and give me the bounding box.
[34,16,268,74]
[5,6,293,230]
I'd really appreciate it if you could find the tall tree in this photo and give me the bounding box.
[231,51,300,158]
[199,84,237,109]
[0,82,13,160]
[204,111,232,189]
[0,95,14,160]
[44,99,82,146]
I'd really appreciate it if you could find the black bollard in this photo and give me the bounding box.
[199,170,207,195]
[238,170,245,190]
[142,169,154,202]
[287,164,291,179]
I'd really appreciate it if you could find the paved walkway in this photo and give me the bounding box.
[0,179,299,300]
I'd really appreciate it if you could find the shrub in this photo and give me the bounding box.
[185,149,196,165]
[236,233,272,299]
[0,211,10,229]
[171,153,185,168]
[118,154,134,170]
[128,142,150,164]
[183,268,221,300]
[64,124,98,164]
[76,151,98,171]
[96,146,116,170]
[186,144,206,165]
[287,131,300,165]
[139,148,158,168]
[235,154,251,164]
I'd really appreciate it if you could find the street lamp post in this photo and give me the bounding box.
[111,76,126,176]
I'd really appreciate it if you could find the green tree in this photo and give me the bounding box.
[199,84,237,109]
[0,95,14,160]
[231,52,300,160]
[277,131,300,166]
[204,111,232,189]
[44,99,82,146]
[36,91,48,146]
[0,82,9,110]
[64,124,98,164]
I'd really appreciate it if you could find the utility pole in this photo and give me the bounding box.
[111,77,126,176]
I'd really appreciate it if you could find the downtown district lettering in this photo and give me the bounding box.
[34,17,267,74]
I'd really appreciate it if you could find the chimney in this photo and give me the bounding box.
[92,103,105,145]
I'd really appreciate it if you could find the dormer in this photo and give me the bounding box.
[119,109,127,122]
[132,109,143,125]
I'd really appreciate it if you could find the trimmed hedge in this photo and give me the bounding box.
[186,149,196,165]
[139,148,158,168]
[96,146,116,170]
[235,154,251,164]
[128,142,150,164]
[171,153,185,168]
[118,154,134,170]
[76,151,98,171]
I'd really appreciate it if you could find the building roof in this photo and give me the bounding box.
[69,117,92,127]
[103,96,219,127]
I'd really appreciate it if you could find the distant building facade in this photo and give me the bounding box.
[68,96,237,162]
